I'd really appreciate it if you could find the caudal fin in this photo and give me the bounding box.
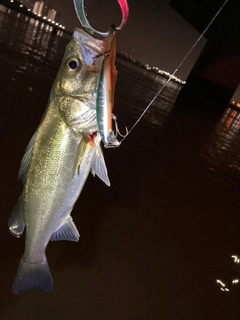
[12,257,53,295]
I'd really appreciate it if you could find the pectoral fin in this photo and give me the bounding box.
[8,195,25,238]
[73,137,87,177]
[91,146,110,186]
[18,131,37,184]
[51,217,80,242]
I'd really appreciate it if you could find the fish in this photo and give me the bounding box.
[8,28,111,295]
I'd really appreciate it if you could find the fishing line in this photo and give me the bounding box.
[119,0,229,144]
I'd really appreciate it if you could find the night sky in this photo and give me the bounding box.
[44,0,207,81]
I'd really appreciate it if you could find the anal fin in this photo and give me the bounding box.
[51,217,80,242]
[91,146,110,186]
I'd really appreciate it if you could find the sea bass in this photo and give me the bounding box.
[8,28,110,295]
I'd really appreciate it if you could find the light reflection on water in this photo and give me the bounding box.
[2,5,240,309]
[115,57,182,135]
[0,4,68,70]
[0,4,70,103]
[197,107,240,295]
[216,255,240,292]
[2,6,240,181]
[199,107,240,185]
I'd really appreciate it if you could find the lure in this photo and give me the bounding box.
[74,0,129,147]
[96,26,120,147]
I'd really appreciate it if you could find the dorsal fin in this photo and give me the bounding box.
[18,131,37,184]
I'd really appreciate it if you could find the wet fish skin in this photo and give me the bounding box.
[8,29,110,295]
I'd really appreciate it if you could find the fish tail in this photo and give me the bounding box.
[12,256,53,295]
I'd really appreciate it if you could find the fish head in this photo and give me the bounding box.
[53,28,107,102]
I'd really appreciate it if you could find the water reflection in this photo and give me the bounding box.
[216,255,240,292]
[199,107,240,185]
[218,284,229,292]
[0,4,65,67]
[0,6,70,108]
[115,57,183,136]
[232,255,240,264]
[232,279,239,284]
[216,279,229,292]
[0,5,71,93]
[20,16,64,66]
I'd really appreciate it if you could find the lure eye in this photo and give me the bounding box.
[65,58,80,73]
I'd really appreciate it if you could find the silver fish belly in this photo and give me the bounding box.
[8,28,110,295]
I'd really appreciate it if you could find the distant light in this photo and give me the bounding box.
[43,16,46,19]
[38,14,41,16]
[232,279,239,284]
[48,19,51,22]
[55,23,59,26]
[27,8,30,11]
[19,4,23,7]
[63,26,65,29]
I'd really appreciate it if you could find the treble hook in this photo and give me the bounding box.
[101,114,128,148]
[73,0,129,38]
[111,114,128,138]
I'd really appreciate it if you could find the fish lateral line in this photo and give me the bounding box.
[10,27,111,294]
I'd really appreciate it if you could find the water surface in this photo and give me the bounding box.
[1,6,240,320]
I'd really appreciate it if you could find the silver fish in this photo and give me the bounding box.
[8,28,110,295]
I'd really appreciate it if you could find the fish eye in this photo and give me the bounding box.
[65,58,81,73]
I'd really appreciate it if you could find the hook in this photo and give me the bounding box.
[111,114,128,138]
[73,0,129,38]
[102,115,128,149]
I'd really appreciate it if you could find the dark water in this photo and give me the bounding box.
[1,6,240,320]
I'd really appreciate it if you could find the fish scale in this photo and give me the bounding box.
[8,28,110,295]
